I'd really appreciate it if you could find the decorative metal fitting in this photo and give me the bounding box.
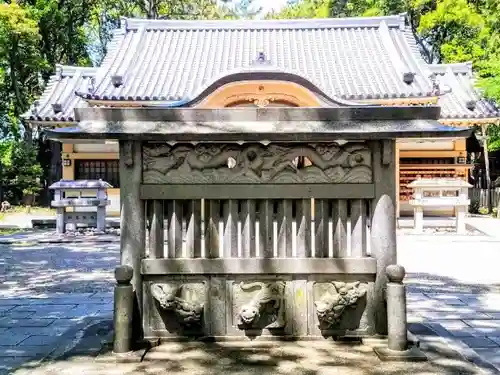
[466,100,476,111]
[111,75,123,88]
[403,72,415,84]
[51,103,62,114]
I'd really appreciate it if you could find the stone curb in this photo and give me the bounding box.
[465,223,492,237]
[0,237,120,245]
[44,318,114,361]
[396,224,488,237]
[10,318,114,374]
[424,322,500,374]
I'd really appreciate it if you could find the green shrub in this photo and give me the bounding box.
[478,206,489,215]
[0,140,42,204]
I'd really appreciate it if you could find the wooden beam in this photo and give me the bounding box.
[141,258,377,275]
[399,150,462,158]
[440,118,500,126]
[140,183,376,200]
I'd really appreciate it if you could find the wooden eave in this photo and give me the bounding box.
[439,118,500,126]
[25,120,76,128]
[361,97,440,106]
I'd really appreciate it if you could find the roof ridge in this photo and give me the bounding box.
[55,65,96,78]
[444,67,472,105]
[428,62,473,75]
[122,14,407,31]
[378,20,406,75]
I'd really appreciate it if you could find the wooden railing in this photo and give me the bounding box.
[145,198,371,260]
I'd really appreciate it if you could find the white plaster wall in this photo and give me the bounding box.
[398,140,455,151]
[74,142,119,153]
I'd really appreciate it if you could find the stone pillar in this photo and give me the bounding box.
[119,140,145,340]
[456,186,469,234]
[96,186,107,232]
[386,265,407,351]
[373,264,427,362]
[113,265,134,354]
[413,206,423,234]
[54,190,65,234]
[55,207,65,234]
[368,140,397,336]
[456,206,466,234]
[412,186,423,233]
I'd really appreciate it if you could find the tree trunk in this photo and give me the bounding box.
[481,125,492,213]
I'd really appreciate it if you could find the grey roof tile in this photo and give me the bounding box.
[431,63,498,119]
[22,65,96,122]
[78,15,438,102]
[24,16,498,125]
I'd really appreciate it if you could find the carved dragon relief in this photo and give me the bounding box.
[314,281,367,329]
[151,283,204,328]
[236,281,286,330]
[143,142,372,184]
[229,94,278,107]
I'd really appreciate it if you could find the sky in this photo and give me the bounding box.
[253,0,289,14]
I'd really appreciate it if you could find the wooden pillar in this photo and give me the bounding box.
[62,144,74,180]
[368,140,397,336]
[119,140,145,340]
[149,200,164,259]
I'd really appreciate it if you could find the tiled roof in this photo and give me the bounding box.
[22,65,96,122]
[77,14,439,102]
[23,16,498,124]
[431,63,498,119]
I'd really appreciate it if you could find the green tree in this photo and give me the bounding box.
[0,139,43,204]
[86,0,235,65]
[265,0,329,19]
[19,0,93,80]
[0,2,45,139]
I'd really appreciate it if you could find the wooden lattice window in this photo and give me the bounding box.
[75,160,120,187]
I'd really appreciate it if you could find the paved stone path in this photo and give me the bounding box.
[0,217,499,374]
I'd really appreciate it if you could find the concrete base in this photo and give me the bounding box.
[101,349,146,363]
[96,338,158,363]
[31,218,120,229]
[373,345,428,362]
[361,331,420,348]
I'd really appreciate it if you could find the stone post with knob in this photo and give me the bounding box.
[113,265,134,354]
[373,264,427,361]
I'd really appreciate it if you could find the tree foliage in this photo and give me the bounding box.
[0,2,45,138]
[85,0,235,64]
[0,138,42,202]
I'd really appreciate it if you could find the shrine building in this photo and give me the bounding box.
[23,14,499,216]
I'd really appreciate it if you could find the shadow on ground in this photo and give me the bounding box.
[3,234,500,374]
[11,318,488,375]
[9,316,493,375]
[406,272,500,294]
[0,241,119,297]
